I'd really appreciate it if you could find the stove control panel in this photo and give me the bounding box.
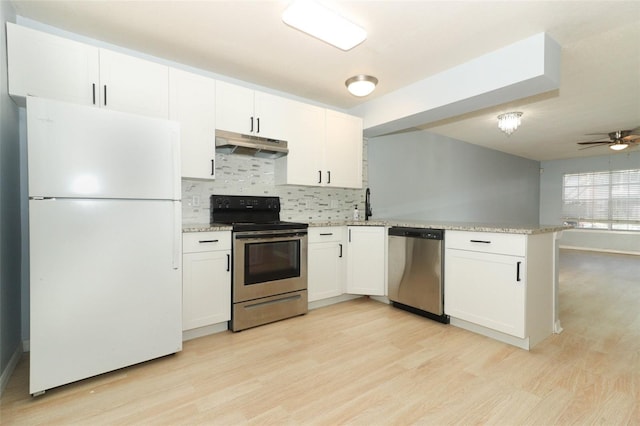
[211,195,281,212]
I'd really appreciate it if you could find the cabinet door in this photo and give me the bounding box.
[182,250,231,330]
[7,23,99,107]
[169,69,216,179]
[98,49,169,118]
[253,91,293,140]
[445,248,525,338]
[346,227,385,296]
[324,110,363,189]
[308,241,345,302]
[274,102,325,186]
[215,80,255,134]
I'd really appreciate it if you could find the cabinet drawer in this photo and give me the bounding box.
[445,230,525,257]
[308,227,344,243]
[183,231,231,253]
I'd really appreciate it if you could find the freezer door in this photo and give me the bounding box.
[27,96,180,200]
[29,198,182,394]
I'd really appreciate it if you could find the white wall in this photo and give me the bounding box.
[368,130,541,224]
[540,150,640,254]
[1,2,23,393]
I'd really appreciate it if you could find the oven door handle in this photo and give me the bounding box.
[235,231,307,240]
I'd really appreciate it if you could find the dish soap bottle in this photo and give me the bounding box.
[353,205,360,221]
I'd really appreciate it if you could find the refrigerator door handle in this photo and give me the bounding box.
[170,124,182,200]
[172,201,181,270]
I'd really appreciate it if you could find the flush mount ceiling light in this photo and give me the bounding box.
[282,0,367,51]
[497,112,523,135]
[345,75,378,97]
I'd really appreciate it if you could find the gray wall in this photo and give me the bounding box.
[368,130,541,224]
[540,151,640,254]
[1,2,23,391]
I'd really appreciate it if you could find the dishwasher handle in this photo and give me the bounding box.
[388,227,443,240]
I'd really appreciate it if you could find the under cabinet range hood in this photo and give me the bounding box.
[215,129,288,159]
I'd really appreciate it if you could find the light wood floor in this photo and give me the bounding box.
[2,249,639,425]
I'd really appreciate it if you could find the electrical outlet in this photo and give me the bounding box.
[192,196,200,207]
[330,199,339,208]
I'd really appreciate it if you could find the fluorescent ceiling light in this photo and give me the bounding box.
[282,0,367,51]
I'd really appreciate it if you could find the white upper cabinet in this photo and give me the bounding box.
[274,102,325,186]
[7,22,99,107]
[215,80,291,140]
[275,108,363,189]
[98,49,169,118]
[215,81,255,135]
[7,23,169,119]
[169,68,216,179]
[324,110,363,189]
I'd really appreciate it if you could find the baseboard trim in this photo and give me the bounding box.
[560,245,640,256]
[182,322,229,341]
[308,294,362,310]
[450,317,531,350]
[0,344,23,397]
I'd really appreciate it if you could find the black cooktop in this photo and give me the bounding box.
[210,195,307,232]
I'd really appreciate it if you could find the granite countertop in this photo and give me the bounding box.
[309,219,570,234]
[182,223,232,233]
[183,220,570,235]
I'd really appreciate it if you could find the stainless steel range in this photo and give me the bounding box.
[210,195,308,331]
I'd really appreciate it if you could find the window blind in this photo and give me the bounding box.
[562,169,640,231]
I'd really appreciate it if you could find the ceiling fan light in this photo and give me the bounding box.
[346,75,378,97]
[282,0,367,51]
[609,142,629,151]
[497,112,523,135]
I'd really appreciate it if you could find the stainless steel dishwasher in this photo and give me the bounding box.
[387,227,449,324]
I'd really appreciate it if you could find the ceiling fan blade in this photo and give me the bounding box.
[577,141,610,145]
[579,144,610,150]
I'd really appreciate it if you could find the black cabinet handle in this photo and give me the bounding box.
[211,159,215,176]
[92,83,96,105]
[199,239,219,244]
[339,243,343,258]
[226,254,230,272]
[327,171,331,184]
[470,240,491,244]
[103,85,107,106]
[250,116,254,133]
[348,229,351,242]
[319,233,333,236]
[516,261,522,282]
[318,171,322,184]
[257,117,260,133]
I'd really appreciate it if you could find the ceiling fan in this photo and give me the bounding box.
[577,128,640,151]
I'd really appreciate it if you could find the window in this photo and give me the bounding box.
[562,169,640,231]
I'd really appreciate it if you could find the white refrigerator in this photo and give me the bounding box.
[27,97,182,395]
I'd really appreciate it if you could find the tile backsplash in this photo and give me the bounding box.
[182,141,368,224]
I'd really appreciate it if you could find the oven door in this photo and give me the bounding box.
[233,229,308,303]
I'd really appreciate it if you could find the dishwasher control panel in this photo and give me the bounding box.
[388,227,444,240]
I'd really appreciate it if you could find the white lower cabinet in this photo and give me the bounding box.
[444,230,554,349]
[182,232,231,331]
[346,226,385,296]
[308,227,346,302]
[445,248,525,338]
